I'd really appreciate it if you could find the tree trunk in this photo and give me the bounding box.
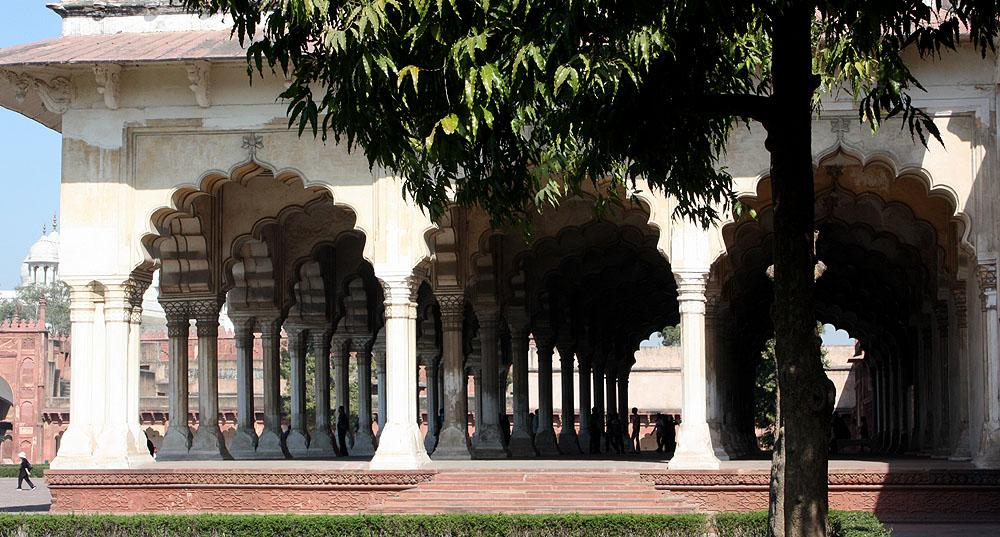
[766,5,836,537]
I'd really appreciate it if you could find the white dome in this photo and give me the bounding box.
[25,231,59,264]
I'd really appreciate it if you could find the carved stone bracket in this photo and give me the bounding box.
[185,61,211,108]
[3,70,73,114]
[93,64,121,110]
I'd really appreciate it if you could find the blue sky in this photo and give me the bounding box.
[0,2,62,289]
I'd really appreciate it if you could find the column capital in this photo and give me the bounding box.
[436,292,465,331]
[257,315,283,338]
[231,316,255,340]
[189,298,222,323]
[675,271,709,313]
[977,256,998,311]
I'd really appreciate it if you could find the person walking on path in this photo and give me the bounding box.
[16,452,35,491]
[630,407,641,453]
[336,406,350,456]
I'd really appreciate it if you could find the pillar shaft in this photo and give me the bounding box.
[256,317,285,459]
[473,312,506,457]
[156,305,192,461]
[369,272,431,469]
[375,352,388,432]
[592,366,605,453]
[933,301,951,457]
[354,338,378,456]
[951,284,972,460]
[285,326,310,456]
[189,304,229,459]
[309,329,337,457]
[125,280,152,462]
[669,272,721,469]
[618,369,632,453]
[577,357,591,454]
[424,357,441,453]
[95,288,138,466]
[974,257,1000,467]
[51,287,96,467]
[433,294,472,459]
[557,345,580,454]
[229,317,258,459]
[508,326,535,456]
[534,338,559,456]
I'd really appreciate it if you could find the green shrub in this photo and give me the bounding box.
[0,463,47,478]
[713,510,890,537]
[0,514,708,537]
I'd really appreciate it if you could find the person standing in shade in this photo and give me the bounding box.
[336,406,350,457]
[663,414,677,453]
[16,452,35,491]
[588,406,602,454]
[630,407,642,453]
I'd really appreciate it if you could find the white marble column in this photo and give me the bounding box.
[473,311,506,458]
[309,328,338,458]
[433,293,472,459]
[670,272,721,469]
[507,322,535,456]
[534,334,560,456]
[189,301,230,459]
[974,256,1000,468]
[577,352,592,454]
[933,300,951,458]
[423,356,441,453]
[51,285,97,468]
[592,364,605,453]
[285,325,310,457]
[951,284,973,460]
[369,272,431,469]
[229,316,259,459]
[155,303,193,461]
[556,344,581,454]
[95,285,140,466]
[375,347,388,434]
[256,317,286,458]
[354,337,378,456]
[125,279,153,463]
[618,368,632,453]
[705,297,731,460]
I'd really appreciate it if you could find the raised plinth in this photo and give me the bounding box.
[46,469,435,514]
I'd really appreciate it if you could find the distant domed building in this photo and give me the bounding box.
[20,220,60,286]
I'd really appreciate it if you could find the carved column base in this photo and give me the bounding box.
[558,428,581,455]
[432,426,472,460]
[534,428,560,457]
[286,430,310,458]
[708,421,732,460]
[307,429,338,458]
[423,431,438,455]
[950,425,973,461]
[578,429,591,455]
[229,427,259,460]
[507,430,537,457]
[669,422,721,470]
[253,429,287,460]
[154,427,192,461]
[189,425,231,460]
[353,429,377,457]
[472,426,508,459]
[973,423,1000,469]
[369,422,431,470]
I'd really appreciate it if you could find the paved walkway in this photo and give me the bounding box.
[0,478,51,513]
[889,523,1000,536]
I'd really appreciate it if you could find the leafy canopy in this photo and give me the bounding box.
[185,0,999,227]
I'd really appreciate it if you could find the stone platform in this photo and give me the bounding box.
[44,459,1000,521]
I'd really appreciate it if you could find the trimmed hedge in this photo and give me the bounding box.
[0,514,708,537]
[714,510,890,537]
[0,463,47,478]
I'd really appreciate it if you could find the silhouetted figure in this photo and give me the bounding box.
[16,452,35,491]
[831,412,851,454]
[436,408,444,435]
[663,415,677,453]
[653,413,666,452]
[336,406,350,457]
[588,406,602,454]
[630,407,641,452]
[500,413,511,446]
[606,412,624,454]
[528,411,537,439]
[146,436,156,458]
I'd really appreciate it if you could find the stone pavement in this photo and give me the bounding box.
[0,478,51,512]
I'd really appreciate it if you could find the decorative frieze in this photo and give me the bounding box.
[2,70,73,114]
[93,64,121,110]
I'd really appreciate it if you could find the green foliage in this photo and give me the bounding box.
[0,463,47,478]
[659,325,680,347]
[0,514,708,537]
[714,511,889,537]
[183,0,998,229]
[0,283,69,336]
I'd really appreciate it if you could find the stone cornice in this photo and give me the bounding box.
[48,1,190,19]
